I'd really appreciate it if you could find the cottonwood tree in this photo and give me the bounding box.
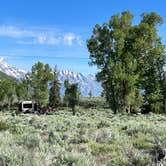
[49,65,61,109]
[131,12,166,113]
[87,11,165,113]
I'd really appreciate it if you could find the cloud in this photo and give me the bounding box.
[0,25,82,46]
[64,33,82,46]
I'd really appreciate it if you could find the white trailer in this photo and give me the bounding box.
[18,101,38,113]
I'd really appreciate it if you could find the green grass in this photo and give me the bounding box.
[0,108,166,165]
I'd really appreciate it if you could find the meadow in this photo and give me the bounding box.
[0,107,166,166]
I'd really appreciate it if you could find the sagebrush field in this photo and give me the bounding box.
[0,108,166,166]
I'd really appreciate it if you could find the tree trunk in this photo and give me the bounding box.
[111,84,117,114]
[163,98,166,113]
[8,100,11,111]
[72,106,76,115]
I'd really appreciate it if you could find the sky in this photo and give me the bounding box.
[0,0,166,74]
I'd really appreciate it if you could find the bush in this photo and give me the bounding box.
[79,97,107,109]
[0,121,11,131]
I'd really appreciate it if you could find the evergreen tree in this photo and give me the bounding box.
[0,79,15,111]
[68,83,80,115]
[49,65,61,109]
[15,73,32,101]
[64,80,80,115]
[0,80,6,109]
[31,62,53,106]
[88,90,93,98]
[63,79,70,107]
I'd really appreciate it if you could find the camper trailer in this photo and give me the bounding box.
[18,101,38,113]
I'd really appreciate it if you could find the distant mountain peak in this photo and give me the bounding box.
[0,58,102,96]
[0,58,26,79]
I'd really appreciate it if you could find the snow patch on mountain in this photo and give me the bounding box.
[0,58,102,96]
[57,70,102,96]
[0,58,26,78]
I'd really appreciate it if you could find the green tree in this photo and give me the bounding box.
[162,72,166,112]
[15,73,32,101]
[0,79,15,111]
[87,11,165,113]
[0,80,6,109]
[87,11,142,113]
[88,90,93,98]
[31,62,53,106]
[68,83,80,115]
[132,12,166,113]
[64,80,80,115]
[49,65,61,109]
[63,79,70,107]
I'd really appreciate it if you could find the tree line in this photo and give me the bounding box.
[0,62,80,114]
[0,11,165,114]
[87,11,166,114]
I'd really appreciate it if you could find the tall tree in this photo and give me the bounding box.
[132,12,166,113]
[63,79,70,107]
[49,65,61,109]
[31,62,53,106]
[87,11,165,113]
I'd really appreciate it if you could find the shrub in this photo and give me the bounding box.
[0,121,11,131]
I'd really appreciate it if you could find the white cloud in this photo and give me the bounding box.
[0,25,82,46]
[64,33,75,45]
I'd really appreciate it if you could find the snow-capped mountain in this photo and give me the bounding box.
[0,58,26,78]
[57,70,102,96]
[0,58,102,96]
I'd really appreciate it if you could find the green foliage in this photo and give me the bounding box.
[0,110,166,165]
[0,71,16,80]
[88,140,112,155]
[15,73,32,101]
[79,97,107,109]
[87,11,165,113]
[63,79,70,107]
[31,62,53,106]
[64,80,80,115]
[49,65,61,109]
[88,90,92,98]
[0,121,11,131]
[0,79,15,110]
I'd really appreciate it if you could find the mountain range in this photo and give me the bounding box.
[0,58,102,96]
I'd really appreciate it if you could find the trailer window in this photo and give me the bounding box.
[23,103,33,108]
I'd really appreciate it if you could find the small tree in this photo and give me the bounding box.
[64,80,80,115]
[0,80,6,110]
[49,65,61,109]
[88,90,93,98]
[0,79,15,111]
[68,83,80,115]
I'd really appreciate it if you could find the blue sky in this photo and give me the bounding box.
[0,0,166,74]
